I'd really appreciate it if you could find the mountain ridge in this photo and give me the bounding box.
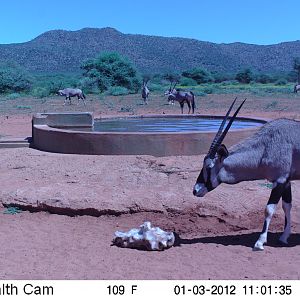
[0,27,299,74]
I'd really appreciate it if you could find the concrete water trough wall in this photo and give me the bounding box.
[32,112,267,157]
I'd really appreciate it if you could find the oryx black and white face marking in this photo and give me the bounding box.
[193,158,215,197]
[193,149,226,197]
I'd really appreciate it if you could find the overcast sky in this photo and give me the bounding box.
[0,0,298,45]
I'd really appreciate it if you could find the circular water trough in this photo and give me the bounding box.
[32,113,267,156]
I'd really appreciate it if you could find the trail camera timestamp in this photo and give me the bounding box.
[173,284,293,296]
[243,285,292,296]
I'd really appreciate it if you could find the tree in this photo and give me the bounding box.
[81,52,140,92]
[162,72,181,84]
[293,57,300,83]
[235,68,253,84]
[182,68,214,84]
[255,73,273,84]
[0,63,33,93]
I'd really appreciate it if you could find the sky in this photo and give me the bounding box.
[0,0,299,45]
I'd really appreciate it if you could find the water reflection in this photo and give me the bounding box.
[66,117,263,133]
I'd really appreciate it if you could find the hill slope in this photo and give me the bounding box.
[0,27,299,74]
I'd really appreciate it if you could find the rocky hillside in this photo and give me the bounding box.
[0,27,299,74]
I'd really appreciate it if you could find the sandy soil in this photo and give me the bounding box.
[0,93,300,280]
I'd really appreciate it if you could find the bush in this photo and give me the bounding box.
[219,80,240,86]
[31,87,50,98]
[32,73,81,96]
[78,77,99,94]
[182,68,214,84]
[192,90,207,96]
[235,68,253,84]
[180,77,198,86]
[286,70,298,82]
[6,93,21,100]
[106,86,129,96]
[81,52,140,92]
[213,73,235,83]
[255,74,273,84]
[274,78,288,85]
[162,72,181,83]
[0,64,33,93]
[148,83,164,91]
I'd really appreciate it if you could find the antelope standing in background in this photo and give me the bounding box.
[58,88,86,106]
[142,79,150,104]
[193,98,298,251]
[294,84,300,93]
[164,82,195,114]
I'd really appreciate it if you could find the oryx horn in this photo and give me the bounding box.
[209,98,246,158]
[208,97,237,154]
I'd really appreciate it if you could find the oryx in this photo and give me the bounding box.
[294,84,300,93]
[164,82,195,114]
[58,88,86,106]
[193,98,298,251]
[142,79,150,104]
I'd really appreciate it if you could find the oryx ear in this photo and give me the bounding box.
[217,144,229,160]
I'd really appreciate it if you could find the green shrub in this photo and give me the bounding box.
[192,90,207,96]
[213,73,235,83]
[78,77,99,94]
[182,68,214,84]
[81,52,140,92]
[203,87,215,94]
[31,87,50,98]
[106,86,129,96]
[148,83,164,91]
[6,93,21,100]
[219,80,239,86]
[15,105,32,110]
[32,73,80,95]
[180,77,198,86]
[0,64,33,93]
[274,78,288,85]
[235,68,253,84]
[255,74,273,84]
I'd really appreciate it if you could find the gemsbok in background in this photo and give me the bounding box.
[193,98,298,250]
[164,82,195,114]
[58,88,86,106]
[141,79,150,104]
[294,84,300,93]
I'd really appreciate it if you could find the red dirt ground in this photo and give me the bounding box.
[0,94,300,279]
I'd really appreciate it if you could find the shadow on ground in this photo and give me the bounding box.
[174,232,300,249]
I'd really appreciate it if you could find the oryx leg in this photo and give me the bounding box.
[253,181,286,251]
[180,102,184,114]
[279,182,292,244]
[186,100,191,114]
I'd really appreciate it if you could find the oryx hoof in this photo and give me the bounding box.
[278,236,289,246]
[253,240,265,251]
